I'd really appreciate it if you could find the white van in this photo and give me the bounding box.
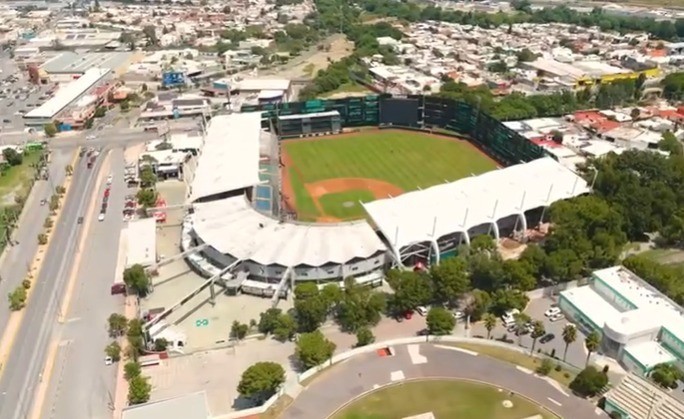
[501,308,520,327]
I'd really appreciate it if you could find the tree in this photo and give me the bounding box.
[516,48,537,62]
[584,331,601,367]
[124,361,141,380]
[272,313,297,342]
[650,362,683,389]
[8,286,27,311]
[37,233,48,245]
[237,362,285,404]
[295,331,336,370]
[258,308,283,334]
[355,327,375,347]
[562,324,577,362]
[529,320,546,355]
[230,321,249,341]
[513,312,531,345]
[136,188,157,209]
[107,313,128,337]
[142,25,158,46]
[94,106,106,118]
[123,264,150,296]
[483,313,497,339]
[658,131,682,156]
[536,358,554,376]
[65,164,73,176]
[127,375,152,405]
[429,256,470,305]
[153,338,168,351]
[570,366,608,397]
[105,341,122,362]
[120,101,130,112]
[426,307,456,336]
[2,148,22,166]
[139,166,157,188]
[335,279,385,332]
[43,123,57,137]
[294,283,329,332]
[386,269,432,316]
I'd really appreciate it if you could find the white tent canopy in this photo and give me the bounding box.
[362,157,590,254]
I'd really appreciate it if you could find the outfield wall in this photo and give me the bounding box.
[241,94,548,167]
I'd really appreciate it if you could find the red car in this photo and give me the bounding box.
[104,188,110,198]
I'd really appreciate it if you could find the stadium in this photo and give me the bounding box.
[181,95,590,299]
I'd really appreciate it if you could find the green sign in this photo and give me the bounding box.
[195,318,209,327]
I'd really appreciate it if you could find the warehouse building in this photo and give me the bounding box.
[36,51,136,83]
[23,67,112,129]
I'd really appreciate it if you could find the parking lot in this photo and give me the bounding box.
[469,297,589,369]
[0,52,57,133]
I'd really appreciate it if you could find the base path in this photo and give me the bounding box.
[281,343,606,419]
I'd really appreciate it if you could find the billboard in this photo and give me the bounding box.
[162,71,185,88]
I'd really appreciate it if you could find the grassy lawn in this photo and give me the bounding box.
[332,379,557,419]
[283,131,496,219]
[321,82,373,98]
[318,190,375,219]
[451,343,576,387]
[0,152,41,205]
[288,168,319,220]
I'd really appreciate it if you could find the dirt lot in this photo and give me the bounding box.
[263,34,354,80]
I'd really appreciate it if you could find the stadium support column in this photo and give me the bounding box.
[518,213,527,235]
[460,230,470,246]
[490,221,500,240]
[430,239,440,265]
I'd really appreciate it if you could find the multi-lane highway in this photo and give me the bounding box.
[0,148,72,347]
[0,148,108,419]
[40,148,128,419]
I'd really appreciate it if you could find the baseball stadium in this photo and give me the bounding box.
[180,95,589,300]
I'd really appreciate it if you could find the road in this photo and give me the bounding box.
[40,148,127,419]
[0,148,106,419]
[283,343,607,418]
[0,148,73,347]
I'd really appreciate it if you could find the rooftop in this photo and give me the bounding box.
[121,391,209,419]
[562,284,622,331]
[362,157,590,252]
[191,196,387,267]
[125,218,157,268]
[624,341,676,371]
[24,68,110,120]
[40,51,133,74]
[236,78,290,92]
[188,112,262,202]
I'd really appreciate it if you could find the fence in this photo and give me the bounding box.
[242,94,548,167]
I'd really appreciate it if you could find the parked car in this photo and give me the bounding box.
[452,310,465,320]
[98,212,105,222]
[544,307,561,318]
[539,333,556,344]
[549,313,565,322]
[416,306,428,316]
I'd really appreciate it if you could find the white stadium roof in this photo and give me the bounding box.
[188,112,262,202]
[363,157,590,252]
[24,67,110,119]
[192,196,387,267]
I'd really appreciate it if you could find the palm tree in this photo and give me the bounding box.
[483,313,497,340]
[514,313,531,346]
[530,320,546,355]
[562,324,577,362]
[585,331,601,367]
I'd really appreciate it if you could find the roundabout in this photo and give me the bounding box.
[331,378,557,419]
[280,342,606,419]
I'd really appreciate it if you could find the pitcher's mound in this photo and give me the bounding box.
[403,413,435,419]
[342,201,354,208]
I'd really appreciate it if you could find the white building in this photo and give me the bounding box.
[23,67,111,128]
[560,266,684,376]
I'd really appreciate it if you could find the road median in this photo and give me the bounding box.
[0,148,80,377]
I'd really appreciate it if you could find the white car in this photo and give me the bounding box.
[452,310,465,320]
[98,212,105,222]
[106,174,113,185]
[544,307,561,318]
[86,134,97,141]
[104,356,113,366]
[415,306,428,316]
[549,313,566,322]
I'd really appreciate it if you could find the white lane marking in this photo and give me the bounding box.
[434,344,478,356]
[407,344,427,365]
[547,397,562,406]
[390,370,405,381]
[372,384,380,389]
[541,377,569,397]
[516,366,533,374]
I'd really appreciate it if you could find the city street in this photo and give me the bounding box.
[40,148,127,419]
[0,148,106,419]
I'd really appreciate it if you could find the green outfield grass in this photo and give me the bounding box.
[283,130,497,220]
[332,379,557,419]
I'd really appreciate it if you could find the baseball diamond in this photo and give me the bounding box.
[281,129,498,222]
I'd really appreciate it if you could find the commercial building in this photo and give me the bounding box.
[124,218,157,268]
[23,67,112,128]
[559,266,684,376]
[36,51,135,83]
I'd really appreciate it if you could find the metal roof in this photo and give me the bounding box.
[24,68,110,120]
[363,157,590,252]
[192,196,387,267]
[40,51,133,74]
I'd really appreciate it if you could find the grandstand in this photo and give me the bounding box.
[604,374,684,419]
